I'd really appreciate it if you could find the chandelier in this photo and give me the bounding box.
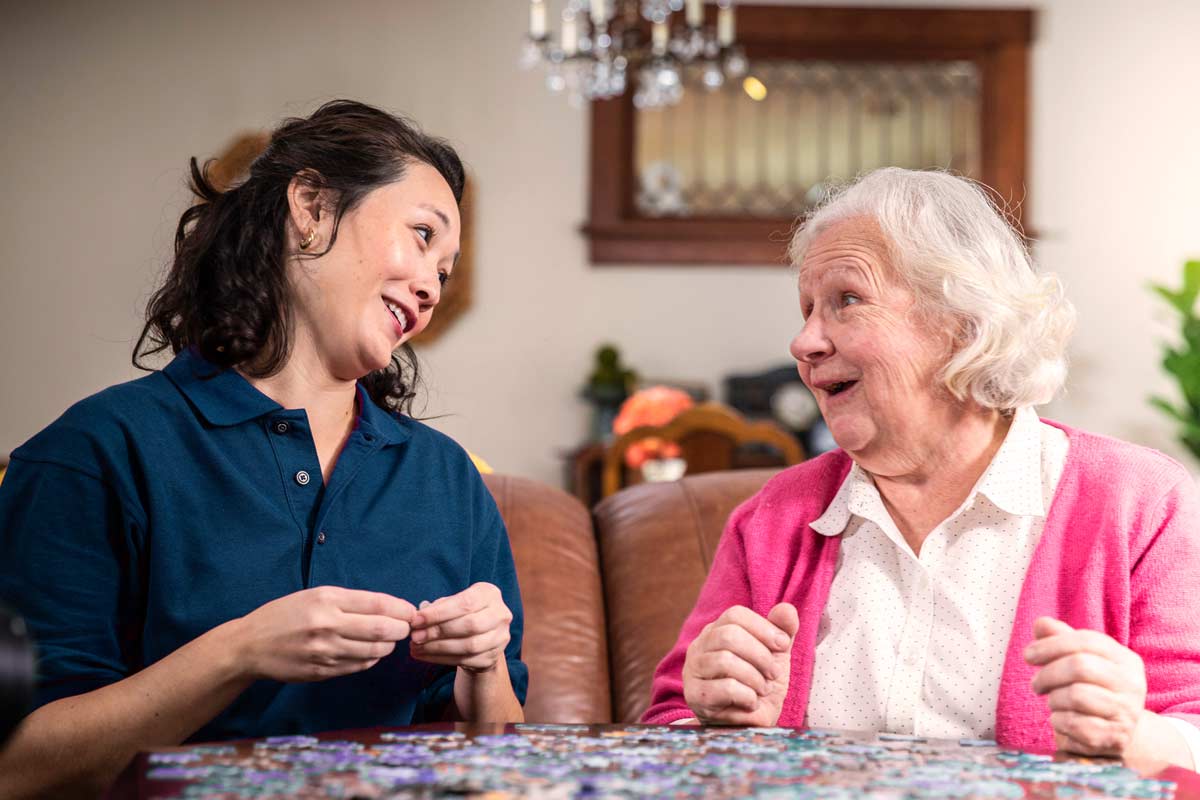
[520,0,747,109]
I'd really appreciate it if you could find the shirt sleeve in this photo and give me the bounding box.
[640,494,758,725]
[413,469,528,720]
[1131,472,1200,731]
[0,456,145,708]
[1161,716,1200,771]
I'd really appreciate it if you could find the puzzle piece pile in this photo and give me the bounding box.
[140,725,1177,799]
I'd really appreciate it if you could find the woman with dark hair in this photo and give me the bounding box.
[0,100,526,797]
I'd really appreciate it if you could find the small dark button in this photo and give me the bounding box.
[274,421,289,434]
[295,470,311,486]
[363,433,375,443]
[316,531,327,545]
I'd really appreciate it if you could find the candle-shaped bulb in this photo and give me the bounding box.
[686,0,703,28]
[651,20,669,54]
[717,4,734,46]
[530,0,547,39]
[590,0,609,27]
[562,9,579,56]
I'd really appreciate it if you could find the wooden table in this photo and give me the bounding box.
[111,722,1200,799]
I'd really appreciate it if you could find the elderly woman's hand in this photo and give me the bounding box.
[1025,617,1150,758]
[682,603,799,726]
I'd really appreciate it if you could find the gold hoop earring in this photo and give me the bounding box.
[299,228,318,250]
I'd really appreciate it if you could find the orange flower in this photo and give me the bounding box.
[624,438,682,468]
[613,387,694,468]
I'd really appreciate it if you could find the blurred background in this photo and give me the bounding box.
[1,0,1198,493]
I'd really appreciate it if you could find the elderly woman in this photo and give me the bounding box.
[0,101,525,797]
[643,168,1200,769]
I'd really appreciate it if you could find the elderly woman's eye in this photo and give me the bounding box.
[841,293,861,307]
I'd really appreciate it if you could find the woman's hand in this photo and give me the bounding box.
[234,586,415,682]
[682,603,799,726]
[409,582,513,673]
[1025,616,1150,757]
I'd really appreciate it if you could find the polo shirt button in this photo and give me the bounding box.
[295,470,310,486]
[274,421,289,434]
[317,531,327,545]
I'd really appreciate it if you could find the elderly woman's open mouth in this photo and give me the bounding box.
[816,379,859,397]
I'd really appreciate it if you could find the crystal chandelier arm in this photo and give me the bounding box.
[523,0,743,107]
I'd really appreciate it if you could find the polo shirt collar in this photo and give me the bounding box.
[164,348,411,445]
[164,348,280,427]
[353,383,411,446]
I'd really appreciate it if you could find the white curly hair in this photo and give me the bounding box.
[788,168,1075,411]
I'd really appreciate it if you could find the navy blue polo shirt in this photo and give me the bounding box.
[0,348,527,741]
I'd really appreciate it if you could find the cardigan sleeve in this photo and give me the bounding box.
[1130,472,1200,729]
[640,493,759,725]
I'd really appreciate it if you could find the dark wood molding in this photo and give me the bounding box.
[733,5,1033,48]
[586,4,1034,266]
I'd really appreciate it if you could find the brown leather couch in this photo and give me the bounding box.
[482,469,778,724]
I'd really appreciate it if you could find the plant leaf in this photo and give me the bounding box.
[1150,395,1188,423]
[1150,261,1200,458]
[1183,260,1200,311]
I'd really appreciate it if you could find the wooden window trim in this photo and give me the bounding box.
[585,5,1034,266]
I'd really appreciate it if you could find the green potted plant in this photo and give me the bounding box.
[1150,260,1200,459]
[581,344,637,442]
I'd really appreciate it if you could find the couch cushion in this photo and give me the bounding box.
[483,473,611,723]
[594,469,778,723]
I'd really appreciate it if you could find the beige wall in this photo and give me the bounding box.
[1,0,1198,485]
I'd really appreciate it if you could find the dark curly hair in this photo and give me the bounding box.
[133,99,465,414]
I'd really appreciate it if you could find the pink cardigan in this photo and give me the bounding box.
[642,421,1200,753]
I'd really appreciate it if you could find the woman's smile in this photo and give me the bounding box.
[383,297,415,338]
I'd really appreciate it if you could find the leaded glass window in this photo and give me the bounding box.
[635,60,982,218]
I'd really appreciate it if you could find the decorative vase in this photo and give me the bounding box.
[640,457,687,483]
[585,384,627,442]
